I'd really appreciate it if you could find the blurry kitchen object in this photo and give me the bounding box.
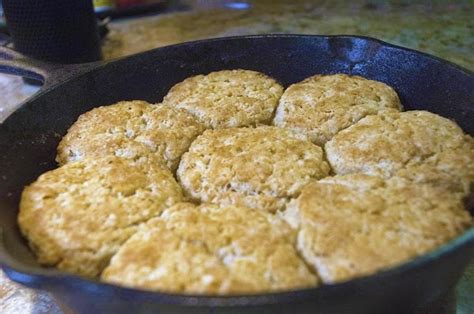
[94,0,169,18]
[189,0,251,10]
[2,0,101,65]
[94,0,116,13]
[0,0,7,42]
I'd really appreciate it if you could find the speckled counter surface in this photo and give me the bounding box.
[0,1,473,313]
[103,1,474,69]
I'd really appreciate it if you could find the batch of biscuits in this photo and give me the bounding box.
[19,70,473,294]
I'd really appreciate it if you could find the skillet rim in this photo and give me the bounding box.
[2,33,472,110]
[1,34,473,307]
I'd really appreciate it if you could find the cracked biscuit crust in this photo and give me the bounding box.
[395,136,474,194]
[324,110,473,194]
[102,202,318,294]
[281,174,472,284]
[162,70,284,129]
[18,157,184,277]
[177,126,330,212]
[56,101,205,171]
[273,74,402,145]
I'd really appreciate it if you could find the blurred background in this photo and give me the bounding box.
[0,0,473,313]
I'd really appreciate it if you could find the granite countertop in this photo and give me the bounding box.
[0,1,473,313]
[102,0,474,69]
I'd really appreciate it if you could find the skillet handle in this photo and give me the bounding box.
[0,45,101,89]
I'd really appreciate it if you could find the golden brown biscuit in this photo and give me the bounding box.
[102,202,318,294]
[395,136,474,194]
[281,174,472,284]
[324,110,473,193]
[273,74,402,145]
[18,157,184,277]
[177,126,330,212]
[56,101,205,171]
[162,70,284,129]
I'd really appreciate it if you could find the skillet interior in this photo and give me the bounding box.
[0,35,473,313]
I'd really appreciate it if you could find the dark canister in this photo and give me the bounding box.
[2,0,102,64]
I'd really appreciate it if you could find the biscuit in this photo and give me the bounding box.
[162,70,284,129]
[18,157,184,277]
[102,202,318,294]
[395,136,474,195]
[177,126,330,212]
[324,110,473,193]
[56,101,205,171]
[281,174,472,284]
[273,74,402,145]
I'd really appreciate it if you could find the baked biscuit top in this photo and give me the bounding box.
[282,174,472,284]
[56,101,205,171]
[177,126,330,212]
[395,135,474,194]
[102,202,318,294]
[18,156,184,277]
[324,110,470,180]
[273,74,402,145]
[162,69,283,129]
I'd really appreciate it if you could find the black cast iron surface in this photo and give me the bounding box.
[0,35,473,314]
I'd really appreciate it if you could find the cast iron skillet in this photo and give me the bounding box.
[0,35,473,314]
